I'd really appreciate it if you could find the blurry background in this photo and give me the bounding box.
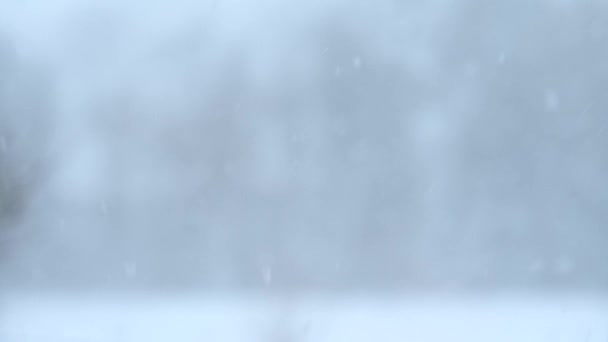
[0,0,607,296]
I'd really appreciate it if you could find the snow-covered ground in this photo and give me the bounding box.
[1,293,607,342]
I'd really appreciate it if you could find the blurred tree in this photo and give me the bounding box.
[434,0,608,290]
[0,36,51,264]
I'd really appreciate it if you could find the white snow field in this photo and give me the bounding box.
[1,293,607,342]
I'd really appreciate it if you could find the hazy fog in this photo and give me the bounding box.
[1,0,607,294]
